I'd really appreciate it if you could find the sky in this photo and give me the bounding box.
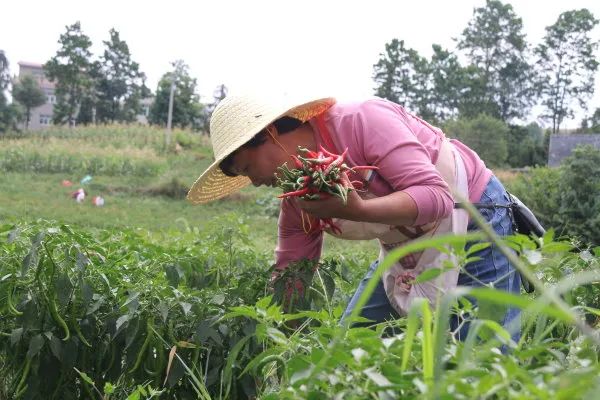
[2,0,599,128]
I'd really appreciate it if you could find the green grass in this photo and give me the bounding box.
[0,126,378,261]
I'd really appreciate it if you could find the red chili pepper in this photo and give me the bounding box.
[324,148,348,175]
[298,147,318,158]
[291,155,303,169]
[278,187,311,198]
[301,156,335,165]
[319,145,338,158]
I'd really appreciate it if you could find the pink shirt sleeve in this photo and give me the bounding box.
[353,100,454,226]
[275,197,323,270]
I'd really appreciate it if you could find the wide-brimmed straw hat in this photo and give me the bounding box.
[186,93,336,204]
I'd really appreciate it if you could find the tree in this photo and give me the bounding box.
[580,107,600,133]
[0,50,10,93]
[201,84,228,134]
[506,123,546,167]
[12,74,46,129]
[458,0,535,121]
[372,39,439,121]
[535,9,599,133]
[427,45,467,122]
[44,22,95,125]
[149,60,202,129]
[0,50,21,133]
[373,39,425,108]
[443,114,509,167]
[95,28,148,123]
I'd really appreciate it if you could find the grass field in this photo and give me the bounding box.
[0,125,378,260]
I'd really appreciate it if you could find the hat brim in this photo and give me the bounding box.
[186,97,335,205]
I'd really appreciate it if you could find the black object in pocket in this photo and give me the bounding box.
[507,192,545,239]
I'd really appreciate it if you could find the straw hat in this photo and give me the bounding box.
[186,93,336,204]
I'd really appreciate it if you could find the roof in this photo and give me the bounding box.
[548,134,600,167]
[18,61,44,68]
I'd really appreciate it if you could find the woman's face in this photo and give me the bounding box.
[229,139,290,187]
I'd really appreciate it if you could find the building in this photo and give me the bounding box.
[136,96,153,124]
[16,61,153,130]
[548,134,600,167]
[17,61,56,130]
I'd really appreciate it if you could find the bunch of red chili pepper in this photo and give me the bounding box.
[276,145,378,234]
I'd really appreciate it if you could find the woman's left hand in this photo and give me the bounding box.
[296,184,366,221]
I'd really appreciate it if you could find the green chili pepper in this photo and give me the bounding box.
[14,357,31,398]
[129,318,153,374]
[45,292,70,341]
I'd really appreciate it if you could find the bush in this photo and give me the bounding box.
[505,166,562,230]
[506,123,547,167]
[556,145,600,245]
[144,177,190,199]
[508,145,600,245]
[443,114,509,168]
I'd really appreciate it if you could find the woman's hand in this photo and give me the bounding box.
[296,186,366,221]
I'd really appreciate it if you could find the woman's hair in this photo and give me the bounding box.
[219,116,302,177]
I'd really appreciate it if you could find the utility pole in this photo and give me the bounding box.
[165,75,175,148]
[165,60,185,149]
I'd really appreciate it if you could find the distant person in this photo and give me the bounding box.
[186,94,521,342]
[71,188,86,203]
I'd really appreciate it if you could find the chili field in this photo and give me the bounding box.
[1,126,599,399]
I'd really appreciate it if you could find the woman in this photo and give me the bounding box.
[187,94,521,341]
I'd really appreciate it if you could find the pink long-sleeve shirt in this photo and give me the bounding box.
[275,98,492,269]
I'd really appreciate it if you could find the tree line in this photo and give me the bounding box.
[372,0,599,167]
[1,1,599,167]
[0,23,226,132]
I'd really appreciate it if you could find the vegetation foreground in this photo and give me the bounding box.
[0,217,599,399]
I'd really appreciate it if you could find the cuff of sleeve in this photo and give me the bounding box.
[403,186,437,226]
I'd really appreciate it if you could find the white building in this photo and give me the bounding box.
[17,61,55,130]
[16,61,153,130]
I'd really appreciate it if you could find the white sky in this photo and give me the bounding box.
[2,0,599,128]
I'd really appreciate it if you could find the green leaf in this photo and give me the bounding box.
[158,301,169,323]
[103,382,116,395]
[122,291,140,309]
[49,335,62,360]
[469,288,574,322]
[223,335,252,399]
[266,327,287,346]
[414,268,442,283]
[115,314,130,334]
[55,273,73,307]
[74,367,94,385]
[27,334,45,359]
[10,327,23,346]
[364,366,393,387]
[543,242,573,253]
[164,264,182,288]
[223,306,258,320]
[466,242,491,256]
[211,293,225,305]
[75,251,90,271]
[240,346,285,377]
[126,390,141,400]
[179,301,192,316]
[195,320,222,346]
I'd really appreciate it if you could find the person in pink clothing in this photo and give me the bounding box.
[187,94,521,342]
